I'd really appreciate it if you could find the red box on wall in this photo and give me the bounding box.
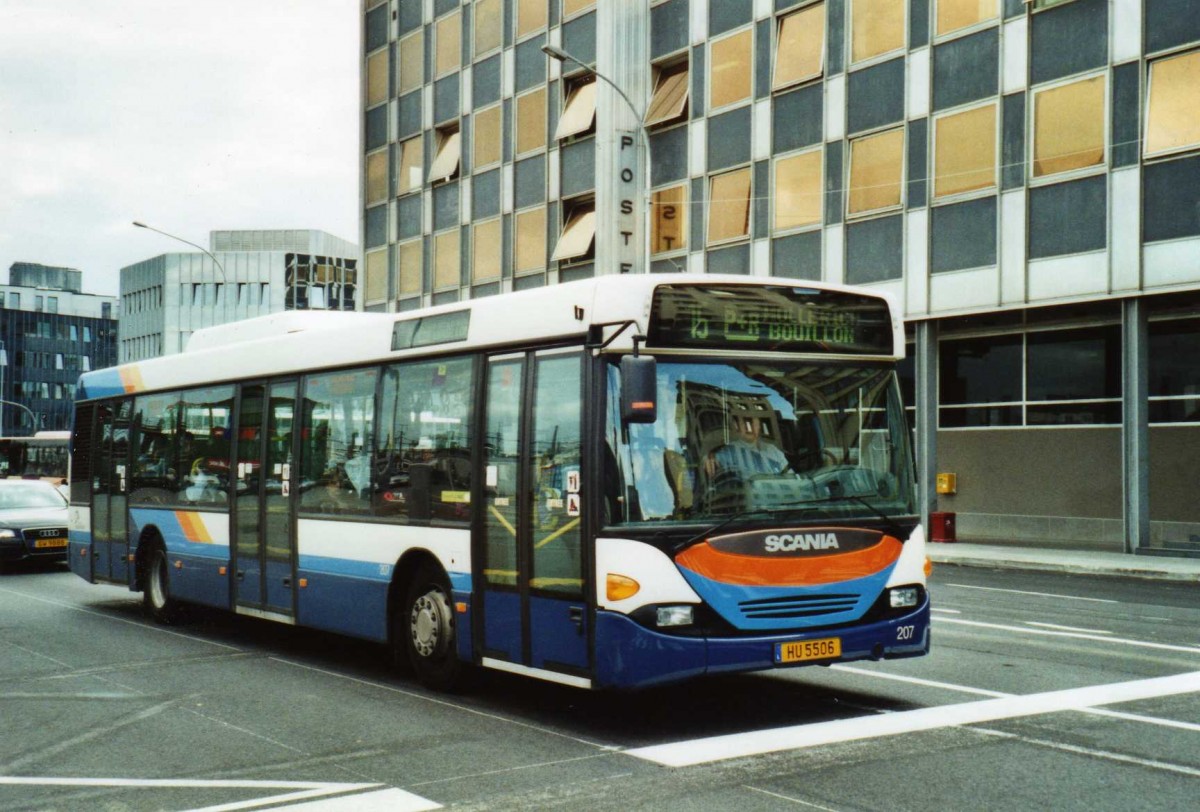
[929,512,956,543]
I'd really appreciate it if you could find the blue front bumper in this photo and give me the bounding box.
[593,597,930,689]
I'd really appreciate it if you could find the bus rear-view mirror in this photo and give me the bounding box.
[620,356,657,424]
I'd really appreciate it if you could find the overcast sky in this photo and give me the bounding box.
[0,0,360,297]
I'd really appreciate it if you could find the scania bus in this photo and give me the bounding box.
[68,274,930,690]
[1,431,70,483]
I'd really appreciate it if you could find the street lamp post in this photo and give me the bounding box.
[541,44,652,276]
[132,221,227,282]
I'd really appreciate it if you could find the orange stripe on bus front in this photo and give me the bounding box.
[675,535,903,587]
[175,511,213,544]
[119,366,145,393]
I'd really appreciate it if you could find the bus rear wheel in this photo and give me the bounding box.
[143,545,182,624]
[402,562,461,690]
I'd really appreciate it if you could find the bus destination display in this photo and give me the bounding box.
[648,284,894,354]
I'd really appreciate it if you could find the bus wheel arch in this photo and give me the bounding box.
[137,528,182,624]
[389,551,462,690]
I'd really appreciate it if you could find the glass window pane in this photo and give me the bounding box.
[515,207,547,272]
[517,88,547,154]
[434,230,461,288]
[1033,75,1105,177]
[428,129,462,183]
[299,370,377,515]
[711,29,752,109]
[366,50,389,107]
[774,150,823,231]
[435,11,461,77]
[1145,49,1200,157]
[851,0,905,64]
[484,358,522,585]
[707,168,752,244]
[938,405,1022,427]
[1027,326,1121,401]
[366,149,388,205]
[177,387,234,506]
[398,31,424,95]
[531,354,583,596]
[651,185,688,254]
[775,3,825,89]
[398,136,423,195]
[848,127,904,214]
[365,248,388,301]
[1027,402,1121,425]
[474,105,502,168]
[1149,319,1200,397]
[645,64,690,127]
[132,393,179,502]
[936,0,998,37]
[474,0,502,56]
[376,357,474,522]
[555,80,596,140]
[552,207,596,261]
[517,0,548,37]
[473,219,501,283]
[939,335,1022,404]
[934,103,997,198]
[399,239,423,296]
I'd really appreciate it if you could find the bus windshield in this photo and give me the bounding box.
[604,359,916,528]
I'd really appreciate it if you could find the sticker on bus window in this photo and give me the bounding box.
[486,465,498,487]
[567,493,580,517]
[566,470,580,494]
[281,480,290,497]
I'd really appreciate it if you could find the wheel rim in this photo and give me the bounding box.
[410,587,451,659]
[148,554,166,609]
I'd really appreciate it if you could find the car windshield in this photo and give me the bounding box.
[0,482,68,510]
[604,359,916,527]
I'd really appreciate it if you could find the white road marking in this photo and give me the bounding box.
[744,785,844,810]
[625,671,1200,767]
[943,583,1118,604]
[975,728,1200,779]
[1026,621,1113,635]
[935,617,1200,654]
[187,786,441,812]
[929,607,961,614]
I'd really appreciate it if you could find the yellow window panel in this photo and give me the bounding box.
[849,128,905,214]
[935,103,997,197]
[517,0,548,38]
[774,150,824,231]
[428,131,462,183]
[552,208,597,261]
[365,248,388,302]
[775,3,825,89]
[397,137,423,195]
[366,50,389,107]
[711,28,752,109]
[851,0,905,64]
[474,0,502,57]
[473,219,502,283]
[563,0,595,17]
[474,105,502,168]
[645,66,690,127]
[398,32,424,95]
[515,208,547,273]
[1033,75,1105,177]
[435,11,461,77]
[1145,49,1200,157]
[555,80,597,140]
[936,0,998,38]
[707,168,752,244]
[434,230,461,289]
[651,185,688,254]
[365,150,388,205]
[398,240,422,296]
[517,88,548,154]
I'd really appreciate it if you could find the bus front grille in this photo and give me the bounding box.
[737,593,859,620]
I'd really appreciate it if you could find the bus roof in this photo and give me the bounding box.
[75,274,903,401]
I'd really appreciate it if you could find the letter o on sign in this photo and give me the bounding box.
[621,168,635,182]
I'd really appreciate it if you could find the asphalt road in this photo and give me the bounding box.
[0,561,1197,811]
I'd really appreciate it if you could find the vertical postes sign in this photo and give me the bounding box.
[618,132,640,273]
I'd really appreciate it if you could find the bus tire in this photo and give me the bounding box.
[143,544,182,625]
[402,561,461,690]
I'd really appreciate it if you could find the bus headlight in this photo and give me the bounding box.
[889,587,920,609]
[656,605,694,627]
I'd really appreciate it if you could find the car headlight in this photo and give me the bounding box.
[0,529,17,540]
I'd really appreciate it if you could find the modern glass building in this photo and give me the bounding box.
[359,0,1200,556]
[119,230,360,363]
[0,263,118,434]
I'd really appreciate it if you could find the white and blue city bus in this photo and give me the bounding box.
[68,274,930,690]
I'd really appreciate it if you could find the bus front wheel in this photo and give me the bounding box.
[143,545,182,625]
[402,562,461,690]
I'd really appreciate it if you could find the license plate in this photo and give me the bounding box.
[34,538,68,549]
[776,637,842,664]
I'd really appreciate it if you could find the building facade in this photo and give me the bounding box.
[119,230,360,362]
[0,263,118,434]
[360,0,1200,556]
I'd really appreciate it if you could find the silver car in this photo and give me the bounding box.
[0,480,70,567]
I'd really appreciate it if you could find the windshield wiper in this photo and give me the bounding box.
[817,492,907,539]
[675,502,821,553]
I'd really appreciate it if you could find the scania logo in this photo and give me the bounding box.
[764,532,840,552]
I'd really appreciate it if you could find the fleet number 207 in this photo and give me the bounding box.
[896,625,916,641]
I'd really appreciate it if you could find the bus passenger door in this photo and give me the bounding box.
[233,381,297,618]
[91,399,132,583]
[479,350,588,677]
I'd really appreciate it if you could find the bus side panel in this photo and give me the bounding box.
[295,520,471,644]
[68,505,94,583]
[129,508,231,609]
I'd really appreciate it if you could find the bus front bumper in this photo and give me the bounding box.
[593,597,930,690]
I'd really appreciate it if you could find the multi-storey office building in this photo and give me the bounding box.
[119,229,360,362]
[360,0,1200,556]
[0,263,118,434]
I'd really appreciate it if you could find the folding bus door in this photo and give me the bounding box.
[91,399,132,583]
[479,350,588,677]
